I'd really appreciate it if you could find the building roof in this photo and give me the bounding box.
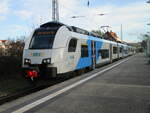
[0,40,7,43]
[104,31,122,42]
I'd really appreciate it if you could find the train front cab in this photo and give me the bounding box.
[22,23,71,79]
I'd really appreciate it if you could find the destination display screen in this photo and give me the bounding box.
[36,31,56,35]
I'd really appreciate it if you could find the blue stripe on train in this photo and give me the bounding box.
[95,41,103,64]
[76,40,92,70]
[76,37,104,70]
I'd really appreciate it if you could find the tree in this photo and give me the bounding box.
[6,36,25,57]
[91,30,104,37]
[0,47,3,56]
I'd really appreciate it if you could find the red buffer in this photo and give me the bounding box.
[26,70,38,78]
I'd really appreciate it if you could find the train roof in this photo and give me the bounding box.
[40,21,65,28]
[39,22,129,46]
[40,21,100,37]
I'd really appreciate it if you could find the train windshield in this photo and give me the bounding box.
[29,30,56,49]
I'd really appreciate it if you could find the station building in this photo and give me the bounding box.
[0,40,9,56]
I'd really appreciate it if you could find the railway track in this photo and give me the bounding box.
[0,72,83,105]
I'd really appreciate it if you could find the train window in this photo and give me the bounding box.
[113,47,118,54]
[29,30,56,49]
[99,49,109,59]
[68,38,77,52]
[120,47,123,53]
[81,45,88,57]
[124,49,128,54]
[71,26,89,35]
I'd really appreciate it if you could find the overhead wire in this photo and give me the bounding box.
[58,0,105,31]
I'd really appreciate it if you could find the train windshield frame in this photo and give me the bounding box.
[29,29,57,49]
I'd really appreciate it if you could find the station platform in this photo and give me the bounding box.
[0,54,150,113]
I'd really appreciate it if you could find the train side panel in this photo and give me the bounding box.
[95,40,110,66]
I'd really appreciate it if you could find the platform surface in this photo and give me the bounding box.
[0,54,150,113]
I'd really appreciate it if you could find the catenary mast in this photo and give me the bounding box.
[52,0,59,22]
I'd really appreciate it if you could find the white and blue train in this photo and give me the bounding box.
[22,22,134,80]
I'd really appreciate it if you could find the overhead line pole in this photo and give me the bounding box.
[121,24,123,41]
[52,0,59,22]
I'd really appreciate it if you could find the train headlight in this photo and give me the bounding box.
[42,58,51,64]
[24,58,31,65]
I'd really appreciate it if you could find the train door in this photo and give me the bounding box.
[117,43,119,59]
[67,38,78,71]
[121,46,124,57]
[91,41,96,69]
[110,43,113,63]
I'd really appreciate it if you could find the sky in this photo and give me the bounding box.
[0,0,150,42]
